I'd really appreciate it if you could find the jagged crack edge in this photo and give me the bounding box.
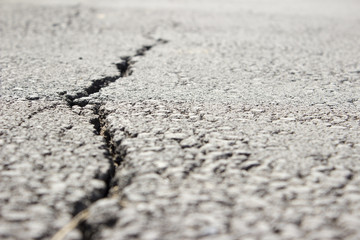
[57,39,168,240]
[91,105,122,167]
[65,39,167,108]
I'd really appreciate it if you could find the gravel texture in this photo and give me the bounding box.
[1,0,360,239]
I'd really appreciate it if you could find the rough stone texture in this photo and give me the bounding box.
[0,1,164,238]
[84,101,360,240]
[98,1,360,107]
[0,100,111,239]
[1,0,360,239]
[0,1,158,101]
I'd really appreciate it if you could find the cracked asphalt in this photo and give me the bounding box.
[1,0,360,239]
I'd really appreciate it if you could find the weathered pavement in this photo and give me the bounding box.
[1,0,360,239]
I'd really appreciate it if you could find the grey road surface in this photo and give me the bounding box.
[1,0,360,239]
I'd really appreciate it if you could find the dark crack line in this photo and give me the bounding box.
[91,105,122,168]
[65,38,168,108]
[18,102,58,127]
[53,39,168,240]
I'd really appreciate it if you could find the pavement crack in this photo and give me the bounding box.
[91,105,122,168]
[53,39,168,240]
[64,38,168,108]
[18,102,58,126]
[51,104,121,240]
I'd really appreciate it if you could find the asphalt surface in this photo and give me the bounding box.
[1,0,360,239]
